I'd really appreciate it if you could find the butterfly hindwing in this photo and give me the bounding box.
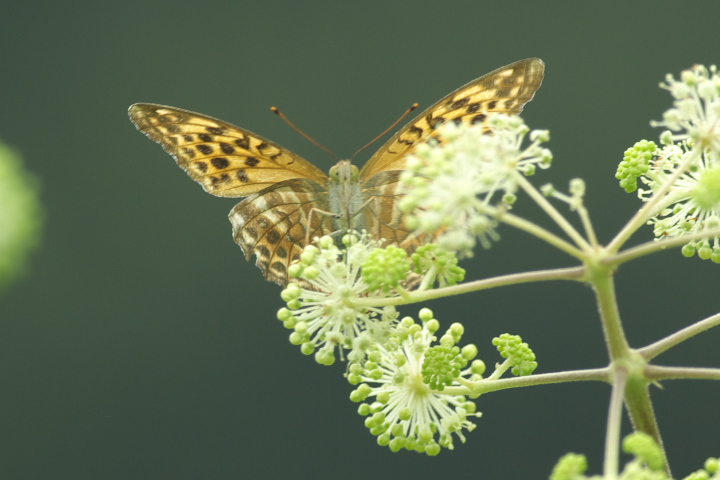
[228,178,333,285]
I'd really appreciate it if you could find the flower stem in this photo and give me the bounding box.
[360,266,586,307]
[591,270,630,361]
[623,377,671,476]
[603,364,627,480]
[645,365,720,381]
[515,173,592,251]
[589,265,671,473]
[442,367,609,396]
[577,204,599,249]
[608,226,720,266]
[498,211,586,259]
[639,311,720,360]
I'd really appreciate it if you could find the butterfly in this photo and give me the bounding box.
[129,58,544,287]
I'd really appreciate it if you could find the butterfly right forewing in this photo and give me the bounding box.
[351,58,545,257]
[360,58,545,179]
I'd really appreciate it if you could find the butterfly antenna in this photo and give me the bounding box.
[351,103,419,161]
[271,107,339,160]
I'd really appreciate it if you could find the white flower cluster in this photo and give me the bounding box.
[278,236,482,454]
[654,63,720,153]
[348,309,482,455]
[278,234,398,365]
[398,116,551,256]
[634,64,720,261]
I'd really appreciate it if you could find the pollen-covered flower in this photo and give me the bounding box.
[398,117,551,257]
[621,64,720,263]
[276,233,400,365]
[347,309,482,455]
[652,63,720,153]
[627,140,720,262]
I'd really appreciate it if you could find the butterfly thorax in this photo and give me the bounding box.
[327,160,365,233]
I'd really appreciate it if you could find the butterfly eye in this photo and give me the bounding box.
[329,164,339,179]
[349,165,359,181]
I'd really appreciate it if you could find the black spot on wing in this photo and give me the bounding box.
[237,169,249,183]
[266,230,281,244]
[235,137,250,149]
[197,144,213,155]
[211,157,230,169]
[206,126,225,135]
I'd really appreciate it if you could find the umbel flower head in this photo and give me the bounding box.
[347,308,483,455]
[653,63,720,152]
[618,63,720,262]
[277,233,406,365]
[398,116,551,257]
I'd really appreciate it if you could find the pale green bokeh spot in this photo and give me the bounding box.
[0,141,43,291]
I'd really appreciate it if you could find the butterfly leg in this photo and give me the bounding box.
[306,206,342,245]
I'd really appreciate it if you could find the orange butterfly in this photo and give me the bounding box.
[129,58,544,286]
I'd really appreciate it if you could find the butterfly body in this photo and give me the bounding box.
[129,58,545,286]
[328,160,379,236]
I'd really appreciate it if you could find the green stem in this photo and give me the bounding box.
[440,367,609,396]
[645,365,720,381]
[577,204,599,249]
[622,377,671,477]
[608,226,720,267]
[591,269,670,473]
[498,211,586,260]
[515,173,592,252]
[604,365,628,480]
[361,266,585,307]
[639,312,720,360]
[591,271,630,361]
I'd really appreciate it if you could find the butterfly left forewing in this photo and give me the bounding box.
[360,58,545,179]
[129,103,328,197]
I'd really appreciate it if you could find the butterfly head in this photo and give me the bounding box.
[328,160,359,186]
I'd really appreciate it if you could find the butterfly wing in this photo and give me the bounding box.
[359,58,545,180]
[130,103,334,286]
[360,170,435,251]
[355,58,545,256]
[229,178,333,286]
[129,103,328,197]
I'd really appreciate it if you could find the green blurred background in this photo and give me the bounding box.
[2,1,719,478]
